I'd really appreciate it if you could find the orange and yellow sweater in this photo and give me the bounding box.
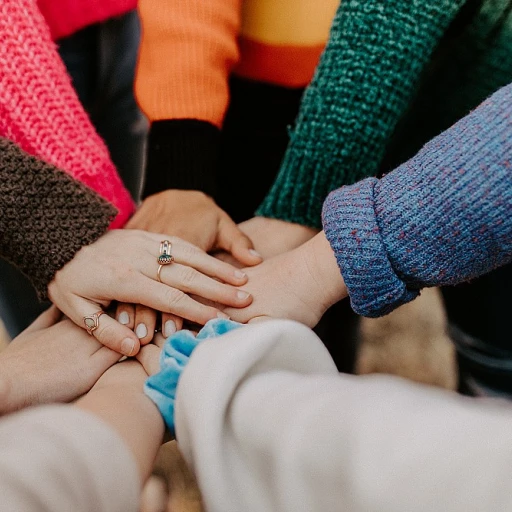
[135,0,339,209]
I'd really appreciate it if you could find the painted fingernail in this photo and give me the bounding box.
[249,249,262,259]
[118,311,129,325]
[234,270,246,279]
[217,312,230,319]
[237,290,251,300]
[121,338,135,356]
[135,323,148,339]
[164,320,177,338]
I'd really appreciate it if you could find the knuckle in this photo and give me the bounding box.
[95,322,118,345]
[178,266,198,286]
[164,288,186,309]
[112,262,134,282]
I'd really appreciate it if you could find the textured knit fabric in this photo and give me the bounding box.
[0,0,135,228]
[1,405,139,512]
[258,0,512,228]
[322,83,512,318]
[176,319,512,512]
[136,0,337,126]
[145,319,242,434]
[0,139,115,300]
[136,0,338,199]
[38,0,137,41]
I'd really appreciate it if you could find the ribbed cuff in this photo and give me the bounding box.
[142,120,221,199]
[322,178,419,318]
[256,148,328,229]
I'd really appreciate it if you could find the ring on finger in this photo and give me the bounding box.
[157,240,174,282]
[158,240,174,265]
[83,310,105,335]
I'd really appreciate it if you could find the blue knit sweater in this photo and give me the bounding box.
[322,83,512,318]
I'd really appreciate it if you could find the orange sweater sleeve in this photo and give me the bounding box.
[135,0,242,128]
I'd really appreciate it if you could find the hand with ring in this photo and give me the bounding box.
[47,230,252,356]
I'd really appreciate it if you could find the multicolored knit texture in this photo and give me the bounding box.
[0,0,135,228]
[257,0,512,228]
[0,139,116,300]
[38,0,137,41]
[322,83,512,318]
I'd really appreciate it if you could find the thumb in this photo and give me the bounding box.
[247,316,272,324]
[22,305,62,334]
[217,218,262,267]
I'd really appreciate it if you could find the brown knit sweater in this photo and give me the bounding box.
[0,138,116,300]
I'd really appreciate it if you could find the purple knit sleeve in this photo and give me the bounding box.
[322,83,512,317]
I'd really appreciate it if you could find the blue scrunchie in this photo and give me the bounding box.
[144,318,243,435]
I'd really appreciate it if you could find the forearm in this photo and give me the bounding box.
[323,83,512,317]
[77,362,165,482]
[0,139,115,300]
[136,0,241,197]
[0,0,134,227]
[176,319,512,512]
[0,405,139,512]
[258,0,464,228]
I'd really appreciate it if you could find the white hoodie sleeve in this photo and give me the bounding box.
[175,319,512,512]
[0,405,139,512]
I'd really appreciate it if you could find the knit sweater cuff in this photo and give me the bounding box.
[322,178,419,317]
[0,139,116,300]
[256,149,327,229]
[142,120,221,199]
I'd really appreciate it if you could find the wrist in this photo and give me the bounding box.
[302,232,347,309]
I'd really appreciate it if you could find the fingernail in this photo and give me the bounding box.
[234,270,246,279]
[135,323,148,339]
[164,320,177,338]
[249,249,262,259]
[217,312,230,319]
[237,290,251,300]
[121,338,135,356]
[118,311,129,325]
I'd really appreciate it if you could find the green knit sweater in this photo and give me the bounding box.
[256,0,512,228]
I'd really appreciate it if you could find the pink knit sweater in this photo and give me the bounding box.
[0,0,135,228]
[38,0,137,41]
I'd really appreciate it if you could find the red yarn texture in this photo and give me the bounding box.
[0,0,135,228]
[38,0,137,41]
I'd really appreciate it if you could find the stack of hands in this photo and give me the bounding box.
[0,189,347,417]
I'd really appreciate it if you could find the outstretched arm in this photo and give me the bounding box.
[0,0,134,227]
[225,83,512,324]
[135,0,242,199]
[175,320,512,512]
[257,0,466,228]
[0,358,164,512]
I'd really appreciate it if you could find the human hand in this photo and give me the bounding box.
[47,230,252,357]
[77,342,166,483]
[126,190,263,266]
[0,306,120,415]
[238,216,319,259]
[223,232,347,327]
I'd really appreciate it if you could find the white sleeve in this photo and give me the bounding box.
[175,319,512,512]
[0,405,140,512]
